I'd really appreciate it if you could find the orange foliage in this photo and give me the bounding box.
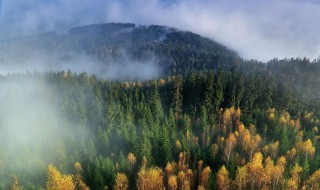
[269,156,286,189]
[296,139,315,160]
[165,162,176,177]
[268,108,275,120]
[176,140,182,150]
[223,133,237,164]
[247,152,264,190]
[235,108,241,121]
[159,79,165,86]
[288,163,303,189]
[216,165,230,190]
[199,166,211,189]
[286,178,299,190]
[46,164,75,190]
[211,143,219,161]
[303,112,313,121]
[114,173,129,190]
[269,141,279,159]
[235,166,248,190]
[168,175,178,190]
[127,152,137,169]
[237,123,261,160]
[286,148,297,163]
[74,162,83,173]
[301,169,320,190]
[312,127,318,134]
[74,162,90,190]
[137,167,164,190]
[178,171,191,190]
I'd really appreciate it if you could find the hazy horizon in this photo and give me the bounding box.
[1,0,320,62]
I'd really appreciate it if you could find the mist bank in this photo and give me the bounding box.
[1,22,320,102]
[0,23,175,80]
[0,22,237,81]
[0,74,95,186]
[2,0,320,61]
[0,68,316,189]
[0,49,161,81]
[0,55,319,188]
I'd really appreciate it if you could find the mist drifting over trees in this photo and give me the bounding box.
[0,1,320,189]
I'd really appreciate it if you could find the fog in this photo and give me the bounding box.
[0,75,92,184]
[0,46,161,81]
[1,0,320,61]
[0,29,161,184]
[0,2,164,183]
[0,0,318,186]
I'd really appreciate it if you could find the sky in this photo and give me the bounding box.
[0,0,320,61]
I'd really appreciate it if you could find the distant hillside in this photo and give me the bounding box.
[1,23,320,190]
[1,23,320,108]
[0,22,238,75]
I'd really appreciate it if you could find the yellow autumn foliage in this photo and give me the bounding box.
[168,175,178,190]
[46,164,75,190]
[114,173,129,190]
[137,167,164,190]
[216,165,230,190]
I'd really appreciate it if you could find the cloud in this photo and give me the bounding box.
[1,0,320,61]
[0,75,92,178]
[0,0,108,35]
[0,44,161,80]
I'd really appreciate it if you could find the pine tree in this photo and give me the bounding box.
[280,126,290,155]
[172,75,183,118]
[214,70,226,112]
[204,71,215,112]
[162,126,173,163]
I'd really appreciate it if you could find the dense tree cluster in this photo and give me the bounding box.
[1,23,320,189]
[0,69,318,189]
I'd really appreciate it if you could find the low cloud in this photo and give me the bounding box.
[1,0,320,61]
[0,76,87,180]
[0,45,161,80]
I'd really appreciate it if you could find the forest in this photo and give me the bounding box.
[0,23,320,189]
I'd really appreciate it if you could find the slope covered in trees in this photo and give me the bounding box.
[0,23,320,189]
[1,23,320,102]
[0,70,319,189]
[0,23,238,76]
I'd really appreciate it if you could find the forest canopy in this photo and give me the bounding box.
[0,23,319,189]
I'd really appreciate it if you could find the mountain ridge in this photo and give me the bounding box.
[0,22,239,75]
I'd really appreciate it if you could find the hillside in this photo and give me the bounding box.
[0,23,320,189]
[0,23,238,76]
[2,23,320,104]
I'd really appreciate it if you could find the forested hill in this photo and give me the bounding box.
[68,23,238,72]
[0,23,238,75]
[1,23,320,189]
[2,23,320,103]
